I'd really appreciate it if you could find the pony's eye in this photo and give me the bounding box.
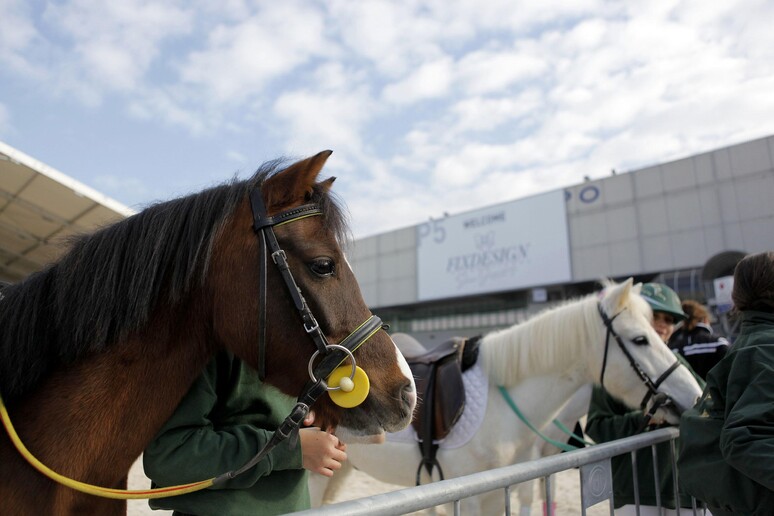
[632,336,649,346]
[309,258,335,277]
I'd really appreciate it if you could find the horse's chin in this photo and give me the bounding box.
[334,426,386,444]
[660,405,684,426]
[664,413,680,426]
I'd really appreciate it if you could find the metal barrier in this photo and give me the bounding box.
[293,427,705,516]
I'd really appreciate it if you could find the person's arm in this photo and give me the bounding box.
[584,386,647,443]
[143,359,303,491]
[719,345,774,491]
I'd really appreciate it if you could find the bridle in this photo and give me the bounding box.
[222,186,388,482]
[248,184,385,397]
[0,184,387,499]
[597,303,682,428]
[250,187,334,381]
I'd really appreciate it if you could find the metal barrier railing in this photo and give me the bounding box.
[293,427,704,516]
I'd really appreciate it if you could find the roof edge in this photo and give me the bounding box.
[0,140,136,217]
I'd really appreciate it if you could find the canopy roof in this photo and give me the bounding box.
[0,141,134,283]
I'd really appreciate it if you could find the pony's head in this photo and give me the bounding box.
[593,278,702,423]
[208,151,416,436]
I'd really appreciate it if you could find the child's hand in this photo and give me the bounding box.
[299,428,347,477]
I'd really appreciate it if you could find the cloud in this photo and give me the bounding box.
[0,0,45,78]
[225,149,247,163]
[327,0,448,78]
[178,2,332,104]
[451,90,543,133]
[126,89,208,135]
[273,63,377,167]
[382,57,455,105]
[42,0,194,98]
[456,49,547,96]
[3,0,774,241]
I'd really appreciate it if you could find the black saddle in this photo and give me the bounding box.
[396,334,481,484]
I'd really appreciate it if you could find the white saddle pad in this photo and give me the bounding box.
[387,361,488,449]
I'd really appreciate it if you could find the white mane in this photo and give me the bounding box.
[479,282,646,386]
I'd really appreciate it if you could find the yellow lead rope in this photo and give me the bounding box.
[0,316,383,500]
[0,395,215,499]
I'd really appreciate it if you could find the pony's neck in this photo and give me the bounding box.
[497,372,589,435]
[480,296,598,386]
[9,319,214,486]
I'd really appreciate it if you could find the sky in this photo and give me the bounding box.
[1,0,774,238]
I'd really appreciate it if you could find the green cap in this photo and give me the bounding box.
[640,283,687,321]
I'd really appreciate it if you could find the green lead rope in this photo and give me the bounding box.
[550,417,596,447]
[497,386,592,452]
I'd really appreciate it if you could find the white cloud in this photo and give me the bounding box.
[3,0,774,241]
[327,0,448,78]
[456,49,547,96]
[179,2,332,104]
[0,0,45,78]
[273,89,373,170]
[382,57,454,105]
[225,149,247,163]
[450,90,543,133]
[43,0,194,97]
[126,89,208,135]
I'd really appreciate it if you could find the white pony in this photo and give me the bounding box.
[311,279,703,514]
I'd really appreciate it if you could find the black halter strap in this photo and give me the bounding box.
[597,303,682,412]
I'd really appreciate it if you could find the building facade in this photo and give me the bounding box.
[350,135,774,344]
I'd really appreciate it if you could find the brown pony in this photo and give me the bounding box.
[0,151,416,515]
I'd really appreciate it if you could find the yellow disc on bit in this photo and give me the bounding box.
[328,366,370,408]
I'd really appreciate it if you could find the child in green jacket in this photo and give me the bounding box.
[679,252,774,515]
[144,351,346,516]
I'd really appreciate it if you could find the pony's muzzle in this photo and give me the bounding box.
[400,379,418,418]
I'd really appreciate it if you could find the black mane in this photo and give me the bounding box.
[0,159,348,402]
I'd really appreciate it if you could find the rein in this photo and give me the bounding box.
[497,386,579,452]
[0,186,384,499]
[597,303,682,428]
[550,418,595,447]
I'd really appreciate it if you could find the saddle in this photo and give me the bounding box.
[400,334,481,483]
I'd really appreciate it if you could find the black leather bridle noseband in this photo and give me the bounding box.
[597,303,682,427]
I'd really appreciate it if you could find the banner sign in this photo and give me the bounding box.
[416,190,571,301]
[713,275,734,313]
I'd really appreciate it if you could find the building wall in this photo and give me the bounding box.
[349,226,417,308]
[567,135,774,282]
[349,135,774,311]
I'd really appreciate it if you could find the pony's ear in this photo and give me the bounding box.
[265,150,333,208]
[602,277,634,314]
[632,282,643,295]
[318,176,336,194]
